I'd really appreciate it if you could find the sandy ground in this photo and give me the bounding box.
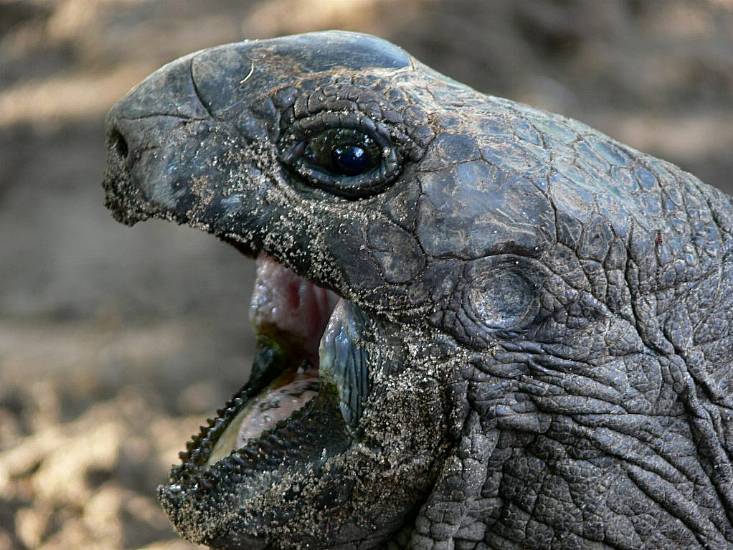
[1,1,733,548]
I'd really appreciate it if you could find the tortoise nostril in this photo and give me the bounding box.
[109,128,128,159]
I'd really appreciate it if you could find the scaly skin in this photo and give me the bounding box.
[102,32,733,549]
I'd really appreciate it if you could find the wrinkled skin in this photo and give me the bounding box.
[103,32,733,549]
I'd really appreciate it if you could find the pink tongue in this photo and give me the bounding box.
[250,253,339,365]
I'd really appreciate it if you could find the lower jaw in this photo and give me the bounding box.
[160,251,364,488]
[158,382,353,546]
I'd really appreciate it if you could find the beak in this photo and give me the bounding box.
[101,41,263,227]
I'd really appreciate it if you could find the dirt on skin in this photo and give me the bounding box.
[1,1,733,548]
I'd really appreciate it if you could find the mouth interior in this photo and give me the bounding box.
[205,253,341,466]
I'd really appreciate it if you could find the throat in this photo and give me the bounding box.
[250,253,339,366]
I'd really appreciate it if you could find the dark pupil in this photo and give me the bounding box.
[332,144,371,176]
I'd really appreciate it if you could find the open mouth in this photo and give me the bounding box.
[206,253,338,465]
[163,251,370,497]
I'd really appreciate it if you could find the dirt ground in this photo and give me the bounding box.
[1,1,733,548]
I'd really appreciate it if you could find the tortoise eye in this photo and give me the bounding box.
[280,114,402,200]
[303,129,381,177]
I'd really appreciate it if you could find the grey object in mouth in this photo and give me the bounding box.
[102,31,733,550]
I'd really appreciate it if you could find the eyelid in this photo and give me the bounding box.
[289,111,392,145]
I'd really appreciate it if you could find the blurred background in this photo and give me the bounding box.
[1,1,732,548]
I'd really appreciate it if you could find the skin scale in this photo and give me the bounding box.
[102,31,733,549]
